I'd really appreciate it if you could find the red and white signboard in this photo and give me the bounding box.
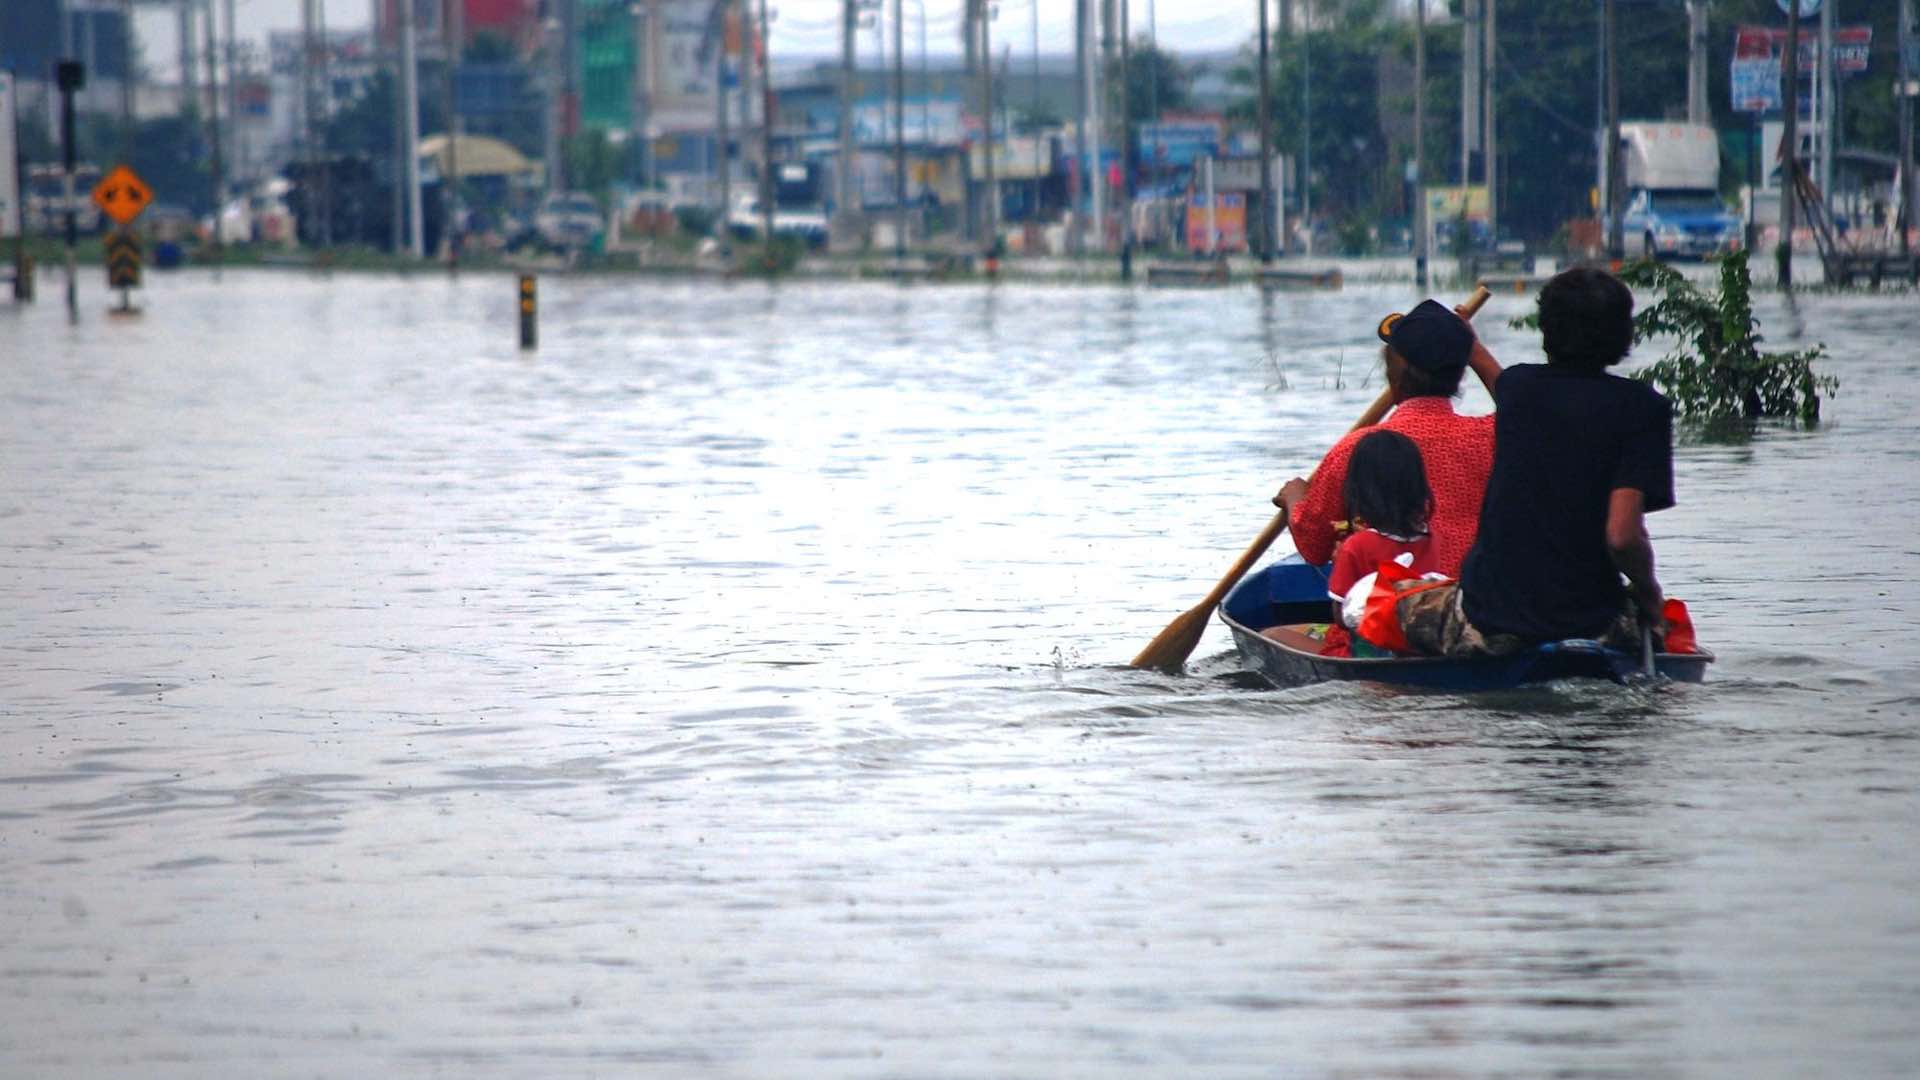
[1731,25,1874,113]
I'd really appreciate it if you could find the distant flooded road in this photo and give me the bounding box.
[3,269,1917,1076]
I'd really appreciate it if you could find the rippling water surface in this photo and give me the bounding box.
[2,269,1917,1076]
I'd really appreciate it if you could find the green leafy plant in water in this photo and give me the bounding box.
[1511,251,1835,436]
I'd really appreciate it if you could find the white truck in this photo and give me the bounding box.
[1599,122,1742,260]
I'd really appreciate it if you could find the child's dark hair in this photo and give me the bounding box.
[1343,429,1432,538]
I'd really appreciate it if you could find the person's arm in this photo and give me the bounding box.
[1453,301,1503,394]
[1606,487,1664,627]
[1466,339,1502,395]
[1272,438,1357,566]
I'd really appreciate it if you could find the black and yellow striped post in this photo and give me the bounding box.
[105,228,141,314]
[518,274,537,350]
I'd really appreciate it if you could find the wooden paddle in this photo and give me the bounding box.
[1130,286,1494,673]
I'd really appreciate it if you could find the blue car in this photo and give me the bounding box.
[1621,188,1742,260]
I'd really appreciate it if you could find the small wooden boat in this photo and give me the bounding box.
[1219,556,1714,691]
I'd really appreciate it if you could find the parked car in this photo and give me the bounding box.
[533,192,604,250]
[725,194,829,249]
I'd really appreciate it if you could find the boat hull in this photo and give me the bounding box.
[1219,558,1714,691]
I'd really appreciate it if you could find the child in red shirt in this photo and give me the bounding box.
[1321,429,1441,657]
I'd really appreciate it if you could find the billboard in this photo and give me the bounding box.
[1731,25,1874,114]
[647,0,761,134]
[1186,190,1246,253]
[1138,118,1222,169]
[852,99,966,148]
[0,74,16,239]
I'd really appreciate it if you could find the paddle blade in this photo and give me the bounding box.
[1130,603,1212,673]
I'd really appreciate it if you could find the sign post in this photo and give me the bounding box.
[91,164,153,314]
[1,71,26,302]
[57,60,84,322]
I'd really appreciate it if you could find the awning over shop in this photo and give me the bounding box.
[419,133,537,179]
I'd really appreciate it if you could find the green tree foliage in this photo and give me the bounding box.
[1226,13,1401,220]
[323,70,447,162]
[1108,38,1193,128]
[72,115,216,214]
[563,129,622,199]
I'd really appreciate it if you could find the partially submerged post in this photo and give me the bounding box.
[1780,0,1801,288]
[518,274,537,350]
[56,59,83,323]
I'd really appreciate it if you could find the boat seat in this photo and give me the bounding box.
[1259,625,1327,655]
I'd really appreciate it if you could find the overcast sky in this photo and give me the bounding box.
[135,0,1282,82]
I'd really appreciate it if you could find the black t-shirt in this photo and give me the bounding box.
[1460,363,1674,641]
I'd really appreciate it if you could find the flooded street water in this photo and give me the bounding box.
[3,268,1917,1077]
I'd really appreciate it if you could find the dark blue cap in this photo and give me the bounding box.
[1377,298,1472,372]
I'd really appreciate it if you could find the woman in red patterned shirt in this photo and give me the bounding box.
[1272,299,1504,578]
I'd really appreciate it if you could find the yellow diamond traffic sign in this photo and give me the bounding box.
[91,165,153,226]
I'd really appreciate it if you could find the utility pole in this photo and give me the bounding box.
[1031,0,1041,189]
[1256,0,1271,263]
[1118,0,1131,278]
[1901,0,1914,258]
[1460,0,1478,186]
[1088,0,1104,253]
[839,0,854,228]
[545,6,562,193]
[1300,0,1310,256]
[178,1,195,119]
[443,0,462,266]
[1483,0,1495,244]
[402,0,424,256]
[1414,0,1426,288]
[1819,0,1836,211]
[390,3,404,253]
[56,59,81,323]
[893,0,906,258]
[1686,0,1708,125]
[1145,0,1156,195]
[981,0,998,256]
[634,0,654,189]
[1781,0,1799,288]
[563,0,578,191]
[204,0,224,259]
[315,0,334,247]
[760,0,774,246]
[119,0,133,164]
[716,0,731,250]
[1605,0,1622,259]
[225,0,238,183]
[1072,0,1088,255]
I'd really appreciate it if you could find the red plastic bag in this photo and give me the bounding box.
[1662,598,1697,654]
[1355,560,1451,654]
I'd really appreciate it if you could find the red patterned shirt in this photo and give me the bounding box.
[1287,397,1495,578]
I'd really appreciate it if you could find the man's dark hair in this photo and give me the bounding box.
[1387,345,1468,398]
[1343,429,1432,538]
[1537,267,1634,373]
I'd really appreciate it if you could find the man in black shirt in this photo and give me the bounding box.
[1399,267,1673,656]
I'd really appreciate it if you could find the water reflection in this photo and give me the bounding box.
[0,269,1914,1075]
